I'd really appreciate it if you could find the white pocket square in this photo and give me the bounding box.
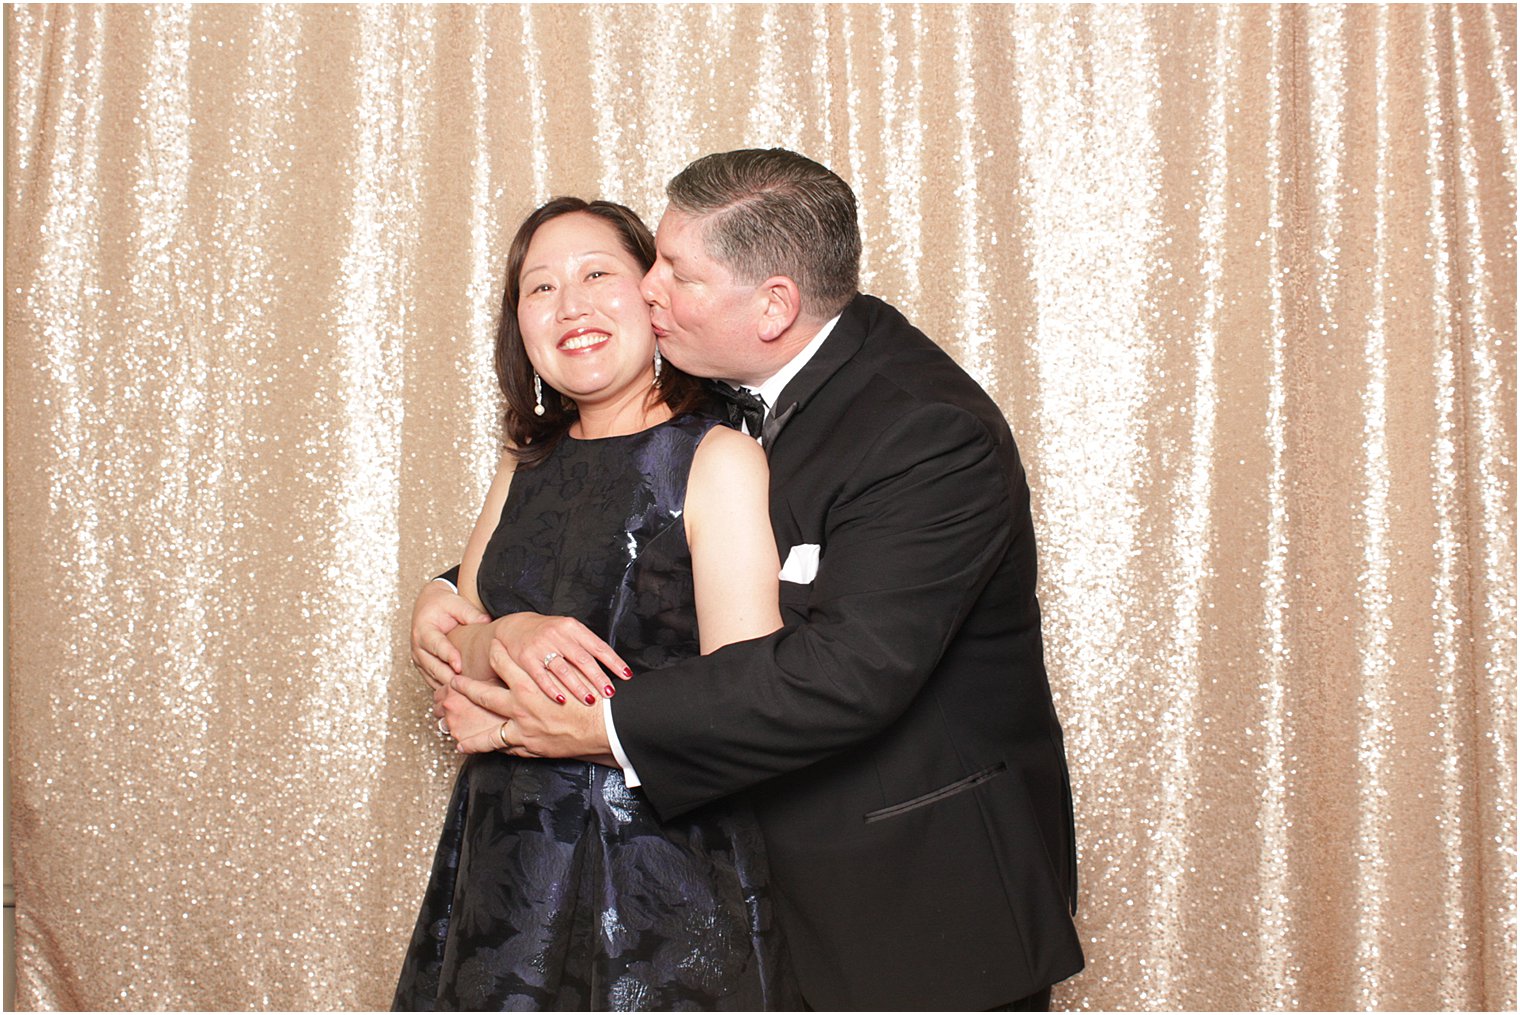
[779,543,821,584]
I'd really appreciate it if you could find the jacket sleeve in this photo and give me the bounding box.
[611,401,1014,819]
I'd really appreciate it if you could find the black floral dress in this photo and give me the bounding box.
[393,414,797,1012]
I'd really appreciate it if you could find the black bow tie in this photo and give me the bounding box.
[713,382,767,438]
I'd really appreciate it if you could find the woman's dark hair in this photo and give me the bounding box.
[495,196,710,468]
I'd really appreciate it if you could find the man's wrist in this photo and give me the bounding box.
[601,698,642,787]
[433,565,462,592]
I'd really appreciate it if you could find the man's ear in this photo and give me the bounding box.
[756,276,803,342]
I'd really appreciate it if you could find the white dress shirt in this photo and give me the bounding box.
[604,314,842,785]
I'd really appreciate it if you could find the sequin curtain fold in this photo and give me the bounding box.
[4,4,1514,1010]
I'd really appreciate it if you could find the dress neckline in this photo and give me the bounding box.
[564,412,694,445]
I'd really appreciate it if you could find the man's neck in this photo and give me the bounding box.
[728,319,823,390]
[741,313,842,407]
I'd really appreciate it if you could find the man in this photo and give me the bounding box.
[416,149,1083,1010]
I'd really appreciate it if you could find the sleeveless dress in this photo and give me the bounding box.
[393,413,797,1012]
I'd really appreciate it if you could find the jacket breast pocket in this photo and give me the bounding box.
[778,580,811,622]
[863,762,1008,824]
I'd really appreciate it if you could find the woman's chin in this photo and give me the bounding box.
[560,375,659,412]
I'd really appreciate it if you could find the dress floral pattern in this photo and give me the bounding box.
[393,414,796,1012]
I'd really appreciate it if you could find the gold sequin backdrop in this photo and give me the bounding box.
[3,3,1515,1010]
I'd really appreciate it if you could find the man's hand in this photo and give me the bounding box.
[411,580,489,689]
[432,681,503,745]
[450,668,616,766]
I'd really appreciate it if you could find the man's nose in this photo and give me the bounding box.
[641,266,665,307]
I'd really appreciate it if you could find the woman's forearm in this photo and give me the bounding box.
[447,619,503,683]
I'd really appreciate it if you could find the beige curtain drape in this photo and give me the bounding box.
[4,4,1514,1010]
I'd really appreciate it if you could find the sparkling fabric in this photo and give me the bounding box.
[3,4,1515,1011]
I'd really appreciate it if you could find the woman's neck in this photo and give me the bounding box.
[570,380,672,439]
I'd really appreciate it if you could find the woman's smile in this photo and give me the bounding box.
[558,327,611,353]
[516,211,658,413]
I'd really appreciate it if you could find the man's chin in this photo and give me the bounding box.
[662,348,720,381]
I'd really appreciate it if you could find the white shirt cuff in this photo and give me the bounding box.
[602,698,641,787]
[431,575,458,594]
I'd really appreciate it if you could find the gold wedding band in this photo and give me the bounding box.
[496,719,512,751]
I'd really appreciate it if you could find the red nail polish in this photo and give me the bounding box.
[584,694,596,705]
[622,667,633,678]
[555,694,566,704]
[603,685,615,697]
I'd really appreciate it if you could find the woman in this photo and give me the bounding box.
[392,197,796,1011]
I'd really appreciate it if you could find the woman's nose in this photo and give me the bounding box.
[556,282,590,319]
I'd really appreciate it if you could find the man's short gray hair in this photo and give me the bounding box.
[666,148,861,320]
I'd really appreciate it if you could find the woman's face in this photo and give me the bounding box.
[517,212,655,410]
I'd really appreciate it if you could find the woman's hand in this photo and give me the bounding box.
[487,613,633,707]
[448,673,616,765]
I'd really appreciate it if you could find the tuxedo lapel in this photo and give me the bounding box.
[760,402,797,446]
[763,295,871,455]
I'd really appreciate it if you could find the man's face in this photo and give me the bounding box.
[641,208,767,384]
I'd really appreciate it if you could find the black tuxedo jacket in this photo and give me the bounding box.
[612,294,1084,1010]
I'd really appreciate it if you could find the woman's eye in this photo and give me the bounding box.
[587,270,608,281]
[529,282,552,294]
